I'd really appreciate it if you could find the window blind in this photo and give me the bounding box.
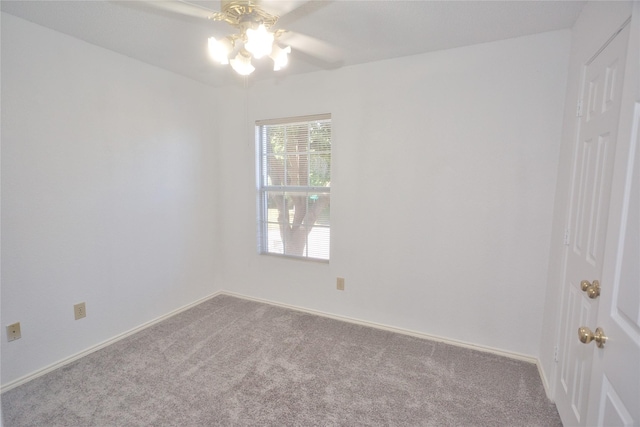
[256,114,331,261]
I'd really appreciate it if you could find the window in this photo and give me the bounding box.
[256,114,331,261]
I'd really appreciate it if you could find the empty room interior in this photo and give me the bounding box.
[1,1,639,426]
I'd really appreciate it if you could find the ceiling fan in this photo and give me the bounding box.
[145,0,341,76]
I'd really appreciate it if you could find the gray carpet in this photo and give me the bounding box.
[1,294,562,426]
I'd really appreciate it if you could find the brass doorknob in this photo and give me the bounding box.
[578,326,607,348]
[580,280,601,299]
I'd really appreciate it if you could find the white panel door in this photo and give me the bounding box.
[555,21,631,427]
[585,40,640,424]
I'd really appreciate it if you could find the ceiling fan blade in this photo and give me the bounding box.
[280,31,343,65]
[274,0,331,28]
[141,0,218,20]
[260,0,310,18]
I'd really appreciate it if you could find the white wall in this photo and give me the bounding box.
[1,13,220,385]
[1,12,573,389]
[539,1,634,398]
[217,30,571,358]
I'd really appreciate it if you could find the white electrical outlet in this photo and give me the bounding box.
[7,322,21,341]
[337,277,345,291]
[74,302,86,320]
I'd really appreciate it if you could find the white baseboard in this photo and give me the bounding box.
[222,291,540,365]
[537,359,555,401]
[2,289,546,394]
[0,291,224,393]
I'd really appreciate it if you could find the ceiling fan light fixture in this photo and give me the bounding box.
[244,24,274,59]
[204,1,297,76]
[230,51,255,75]
[270,45,291,71]
[208,36,232,64]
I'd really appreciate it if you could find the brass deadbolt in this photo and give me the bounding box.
[580,280,600,299]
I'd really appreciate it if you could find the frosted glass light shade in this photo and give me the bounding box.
[245,25,274,59]
[208,37,232,64]
[270,45,291,71]
[230,51,255,75]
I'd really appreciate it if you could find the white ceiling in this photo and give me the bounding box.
[1,0,586,87]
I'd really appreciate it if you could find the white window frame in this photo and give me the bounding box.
[256,114,331,261]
